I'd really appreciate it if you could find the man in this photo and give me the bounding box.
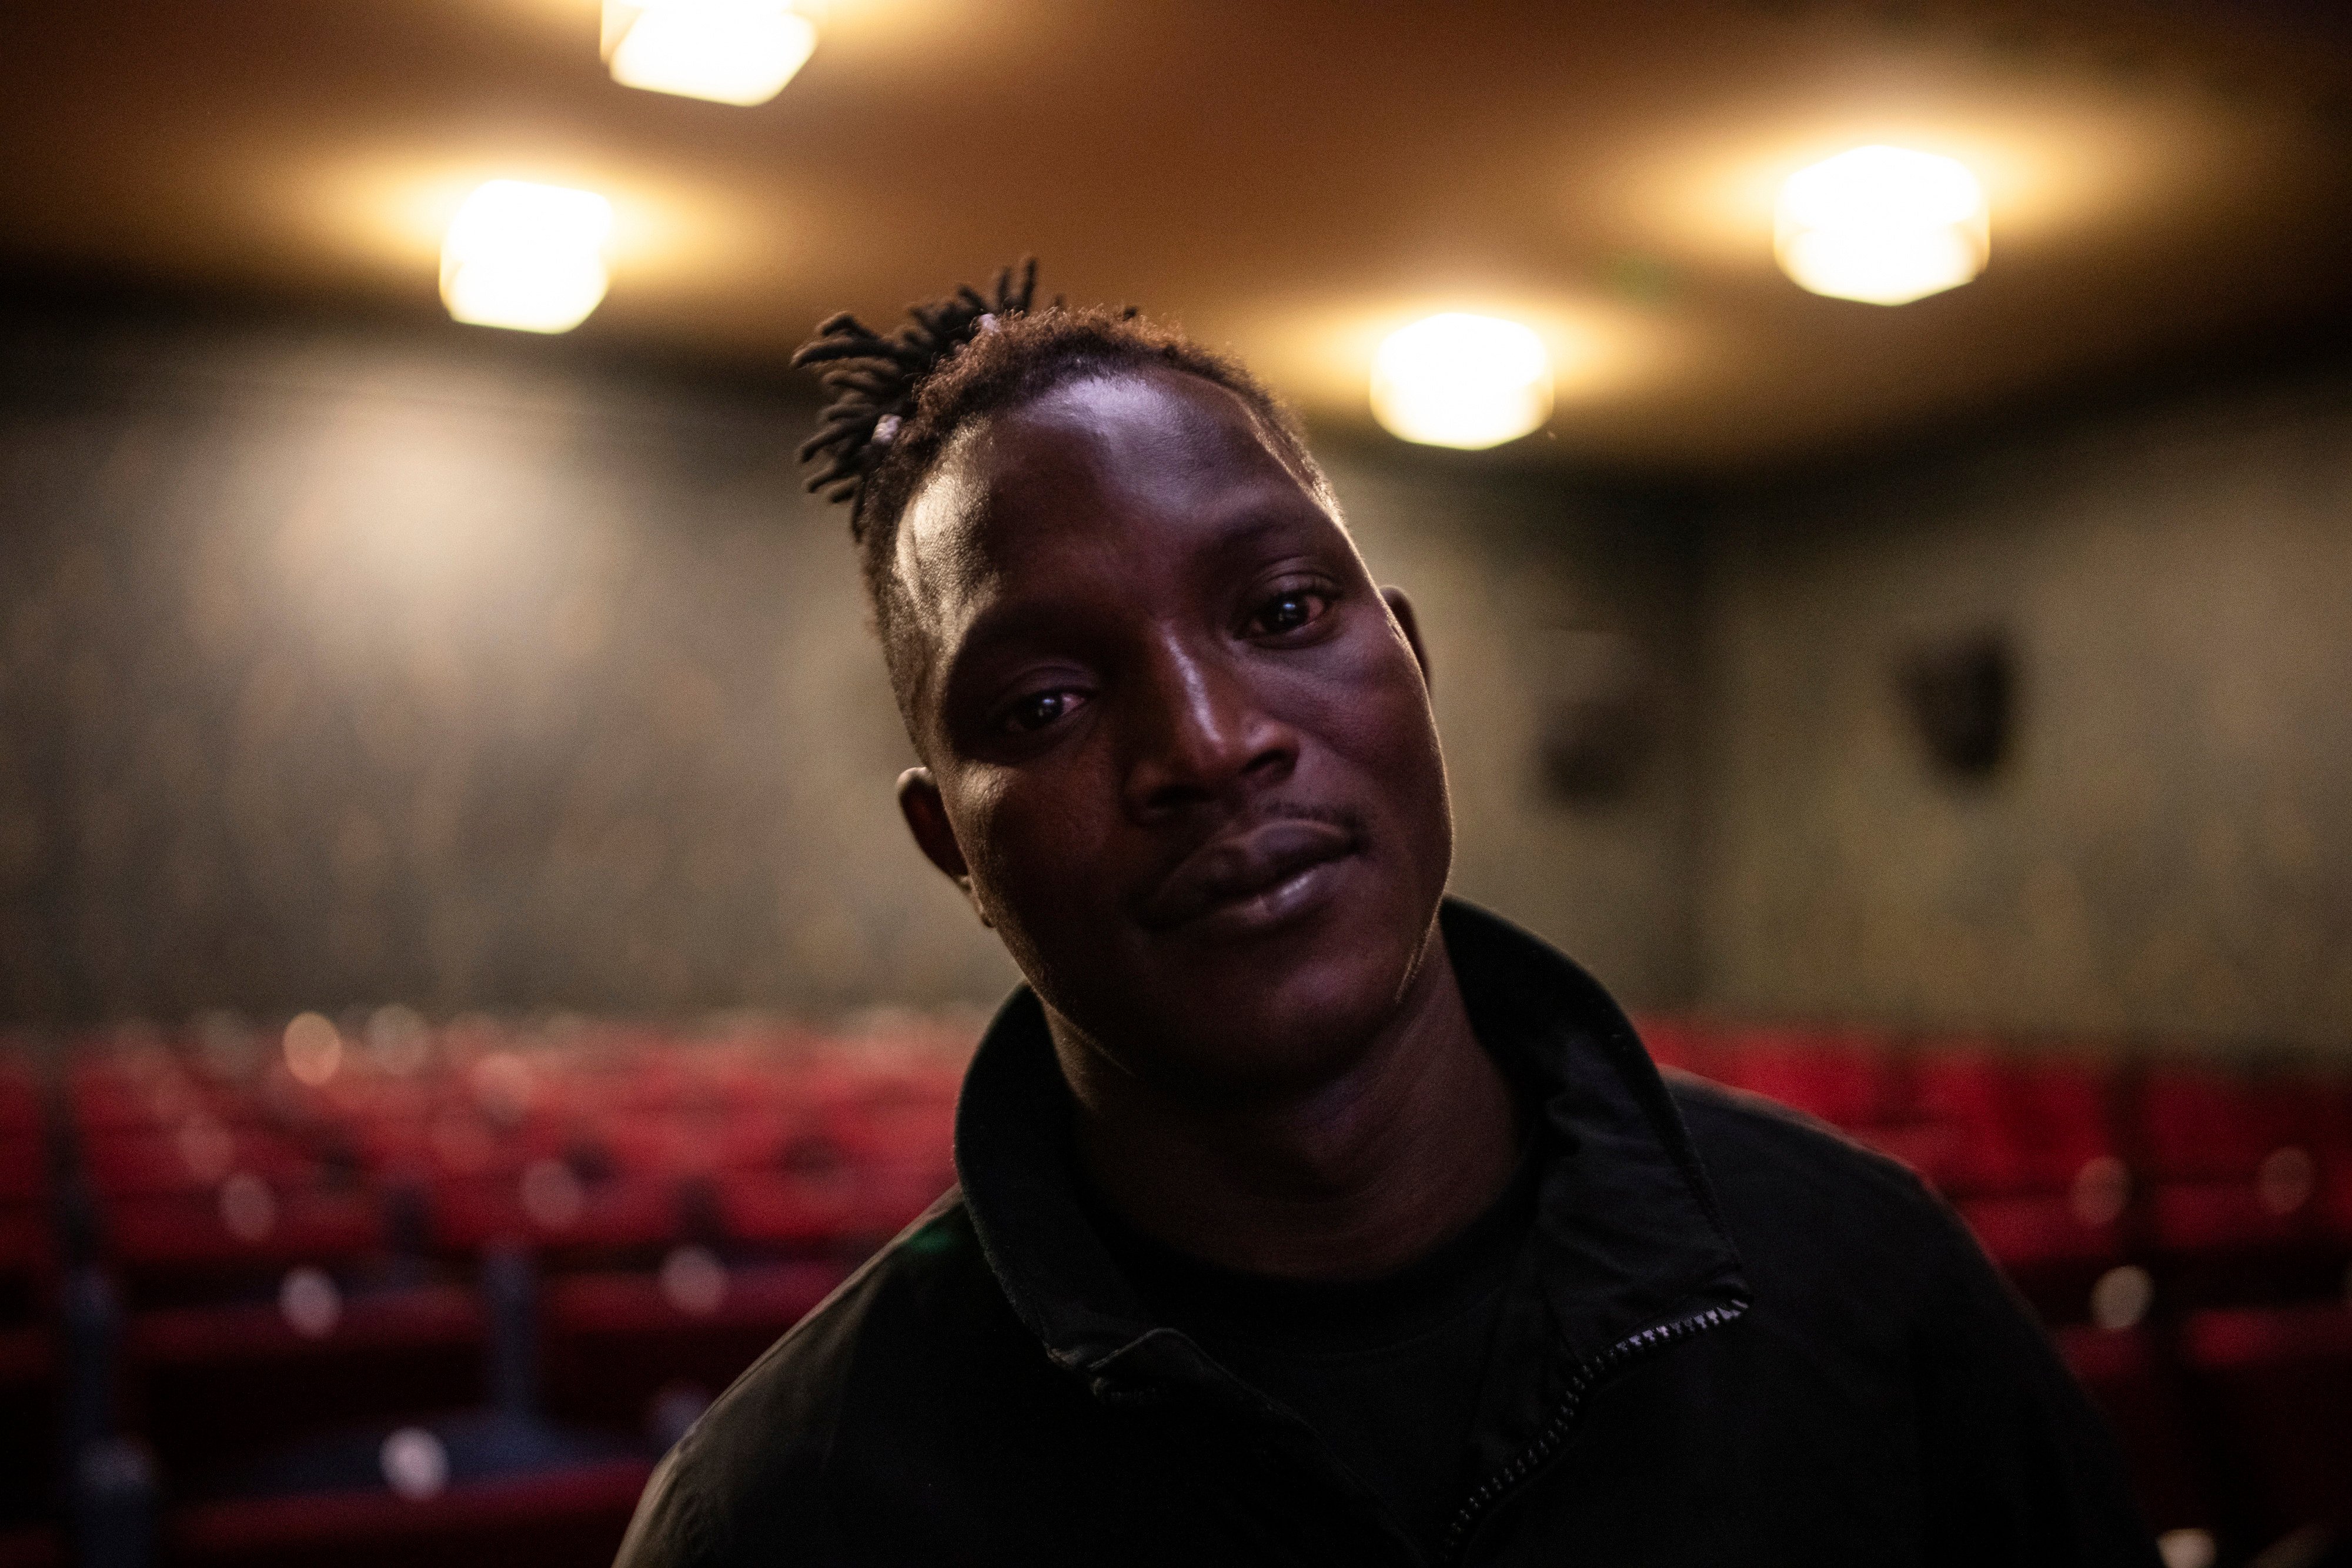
[616,265,2156,1566]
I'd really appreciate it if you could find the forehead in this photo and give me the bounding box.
[893,368,1339,678]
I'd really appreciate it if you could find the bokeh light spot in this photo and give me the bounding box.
[278,1265,343,1339]
[283,1012,343,1087]
[2089,1264,2154,1332]
[659,1243,728,1316]
[380,1426,449,1500]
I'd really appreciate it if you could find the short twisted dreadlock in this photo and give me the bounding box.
[791,260,1328,711]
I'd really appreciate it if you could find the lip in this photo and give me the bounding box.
[1137,815,1360,936]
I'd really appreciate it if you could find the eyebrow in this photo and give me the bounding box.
[926,492,1344,717]
[1192,496,1340,566]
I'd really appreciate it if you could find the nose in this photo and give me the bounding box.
[1120,633,1296,820]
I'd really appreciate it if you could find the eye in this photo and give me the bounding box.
[1247,586,1334,638]
[1000,688,1087,734]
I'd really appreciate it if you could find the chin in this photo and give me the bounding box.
[1126,908,1434,1097]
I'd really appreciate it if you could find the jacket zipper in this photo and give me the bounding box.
[1436,1299,1749,1566]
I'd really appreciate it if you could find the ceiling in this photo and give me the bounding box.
[8,0,2351,471]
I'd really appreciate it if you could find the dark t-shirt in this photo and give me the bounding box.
[1088,1147,1541,1556]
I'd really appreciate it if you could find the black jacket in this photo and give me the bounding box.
[616,901,2159,1566]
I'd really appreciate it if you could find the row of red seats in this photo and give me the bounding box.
[1642,1021,2352,1190]
[64,1027,962,1319]
[1640,1019,2352,1313]
[12,1022,971,1568]
[2059,1305,2352,1557]
[107,1245,853,1567]
[25,1014,2352,1566]
[121,1252,849,1467]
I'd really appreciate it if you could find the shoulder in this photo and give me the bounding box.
[614,1192,1035,1568]
[1666,1070,1939,1215]
[1662,1071,1988,1306]
[1657,1077,2155,1556]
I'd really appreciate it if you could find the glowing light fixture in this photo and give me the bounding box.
[1370,313,1553,450]
[440,180,613,333]
[602,1,817,106]
[1775,145,1988,306]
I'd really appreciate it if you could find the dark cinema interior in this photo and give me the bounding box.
[3,2,2351,1564]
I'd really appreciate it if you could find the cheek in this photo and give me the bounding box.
[954,763,1115,928]
[1298,644,1450,817]
[956,768,1142,1017]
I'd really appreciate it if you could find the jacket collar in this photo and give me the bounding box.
[951,898,1749,1406]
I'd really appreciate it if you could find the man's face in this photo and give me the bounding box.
[894,366,1453,1098]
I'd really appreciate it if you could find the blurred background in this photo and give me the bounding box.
[1,1,2348,1564]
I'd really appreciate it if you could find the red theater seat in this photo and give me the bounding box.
[2140,1067,2318,1182]
[1909,1048,2119,1199]
[0,1138,42,1208]
[2144,1179,2344,1308]
[542,1258,847,1431]
[82,1128,314,1198]
[2054,1325,2213,1534]
[717,1170,886,1251]
[128,1285,486,1469]
[104,1184,383,1302]
[1955,1193,2127,1323]
[719,1158,949,1252]
[2179,1303,2352,1545]
[427,1172,681,1265]
[1705,1027,1898,1129]
[68,1066,258,1138]
[2138,1066,2348,1303]
[166,1457,652,1568]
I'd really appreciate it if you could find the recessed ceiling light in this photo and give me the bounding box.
[602,1,818,107]
[1370,313,1554,450]
[440,180,613,333]
[1775,145,1988,306]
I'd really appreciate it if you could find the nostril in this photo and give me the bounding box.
[1244,740,1294,777]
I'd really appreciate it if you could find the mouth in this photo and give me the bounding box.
[1137,813,1362,937]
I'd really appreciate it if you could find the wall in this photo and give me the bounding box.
[0,308,1701,1025]
[1702,371,2352,1051]
[0,310,1005,1024]
[1329,453,1702,1005]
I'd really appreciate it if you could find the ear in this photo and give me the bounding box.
[1381,587,1434,693]
[897,767,992,925]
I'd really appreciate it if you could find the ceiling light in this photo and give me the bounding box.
[440,180,613,333]
[1370,314,1553,449]
[602,1,818,106]
[1775,145,1988,306]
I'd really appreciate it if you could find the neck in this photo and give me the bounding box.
[1051,937,1519,1282]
